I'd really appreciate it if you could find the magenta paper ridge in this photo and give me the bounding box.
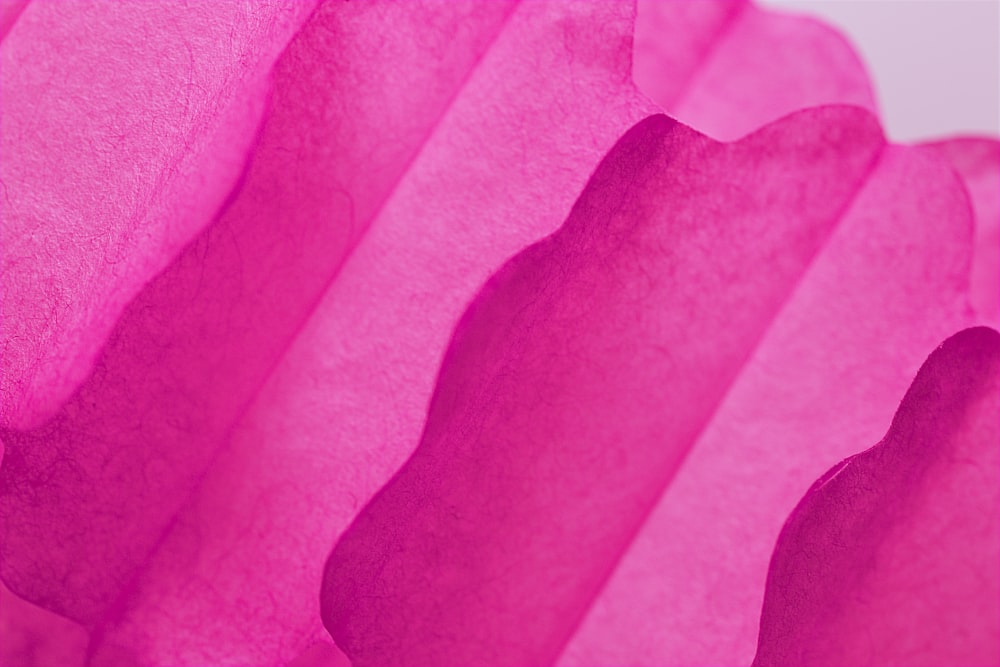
[0,0,317,429]
[561,142,974,665]
[321,107,885,667]
[79,2,653,663]
[2,1,658,664]
[1,0,514,630]
[560,17,991,662]
[754,326,1000,666]
[1,1,995,664]
[0,0,28,41]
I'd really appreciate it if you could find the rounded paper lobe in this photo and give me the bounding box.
[321,106,884,667]
[754,327,1000,666]
[560,142,974,666]
[0,0,513,634]
[80,2,654,664]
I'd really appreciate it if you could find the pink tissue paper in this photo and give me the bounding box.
[1,1,997,665]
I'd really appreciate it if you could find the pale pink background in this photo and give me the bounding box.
[761,0,1000,141]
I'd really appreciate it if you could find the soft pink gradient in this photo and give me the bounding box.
[1,1,997,666]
